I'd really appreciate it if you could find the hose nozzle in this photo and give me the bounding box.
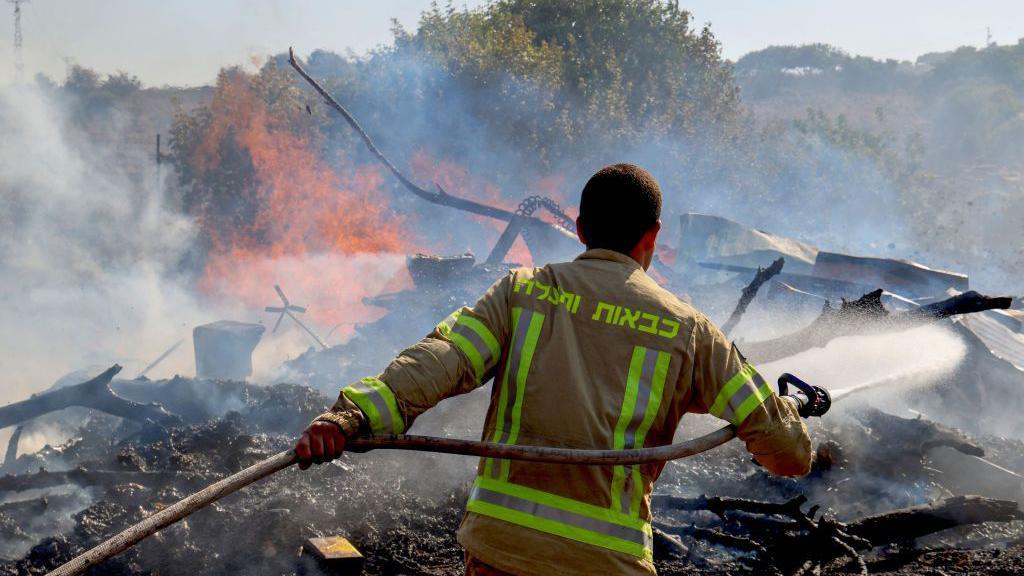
[778,373,831,418]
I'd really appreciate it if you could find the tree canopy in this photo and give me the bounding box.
[158,1,1024,292]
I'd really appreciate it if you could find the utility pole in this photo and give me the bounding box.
[155,133,164,193]
[8,0,28,81]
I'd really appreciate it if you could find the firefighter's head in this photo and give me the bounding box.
[576,163,662,270]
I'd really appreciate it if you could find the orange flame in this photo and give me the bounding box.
[190,70,583,343]
[194,71,415,337]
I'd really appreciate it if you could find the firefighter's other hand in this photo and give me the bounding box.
[295,421,347,470]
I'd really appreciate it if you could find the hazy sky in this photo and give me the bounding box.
[2,0,1023,87]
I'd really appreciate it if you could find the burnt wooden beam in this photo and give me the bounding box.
[0,365,179,431]
[653,493,1022,573]
[846,495,1023,545]
[0,466,202,493]
[287,48,515,222]
[721,257,785,336]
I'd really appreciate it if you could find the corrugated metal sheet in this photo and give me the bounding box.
[813,251,969,298]
[957,308,1024,372]
[677,213,819,274]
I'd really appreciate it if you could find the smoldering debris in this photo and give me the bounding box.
[5,199,1020,575]
[3,371,1024,575]
[0,376,473,575]
[0,249,1020,576]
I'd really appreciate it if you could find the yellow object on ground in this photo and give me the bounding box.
[304,536,364,573]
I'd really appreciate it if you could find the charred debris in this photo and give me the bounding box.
[3,65,1024,575]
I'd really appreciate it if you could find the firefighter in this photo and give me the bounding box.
[296,164,818,575]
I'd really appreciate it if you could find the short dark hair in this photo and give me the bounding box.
[578,163,662,254]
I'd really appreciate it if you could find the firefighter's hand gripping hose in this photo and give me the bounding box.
[47,375,837,576]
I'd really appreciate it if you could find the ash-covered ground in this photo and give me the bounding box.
[2,366,1023,575]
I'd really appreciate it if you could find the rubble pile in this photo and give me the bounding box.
[1,210,1022,575]
[1,371,1023,575]
[0,379,476,575]
[653,406,1024,574]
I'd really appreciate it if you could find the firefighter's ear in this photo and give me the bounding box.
[640,220,661,249]
[575,216,588,246]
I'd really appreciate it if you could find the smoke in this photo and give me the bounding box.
[308,47,931,282]
[0,83,200,392]
[0,83,197,452]
[0,21,1014,468]
[0,82,381,452]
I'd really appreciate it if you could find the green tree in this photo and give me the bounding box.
[384,0,740,167]
[63,64,102,93]
[101,71,142,97]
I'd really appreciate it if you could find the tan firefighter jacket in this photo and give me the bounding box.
[325,248,812,576]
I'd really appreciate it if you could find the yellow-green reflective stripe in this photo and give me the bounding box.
[342,377,405,435]
[467,501,650,560]
[709,364,772,426]
[343,386,383,434]
[366,377,405,434]
[449,314,500,385]
[500,308,545,480]
[438,310,487,384]
[457,315,500,360]
[610,347,645,513]
[733,381,774,425]
[614,348,646,448]
[485,308,521,479]
[612,348,671,516]
[635,351,670,446]
[475,477,649,530]
[630,350,670,515]
[629,467,644,518]
[709,364,758,417]
[450,331,486,383]
[468,477,652,559]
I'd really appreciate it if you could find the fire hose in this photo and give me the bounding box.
[45,374,844,576]
[48,376,834,575]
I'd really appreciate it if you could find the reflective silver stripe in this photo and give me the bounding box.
[491,309,535,479]
[470,485,650,547]
[451,323,494,371]
[717,371,768,424]
[349,378,397,434]
[620,474,633,515]
[622,348,658,448]
[618,349,659,514]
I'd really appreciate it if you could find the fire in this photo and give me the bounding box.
[188,68,581,342]
[409,150,552,266]
[193,70,416,337]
